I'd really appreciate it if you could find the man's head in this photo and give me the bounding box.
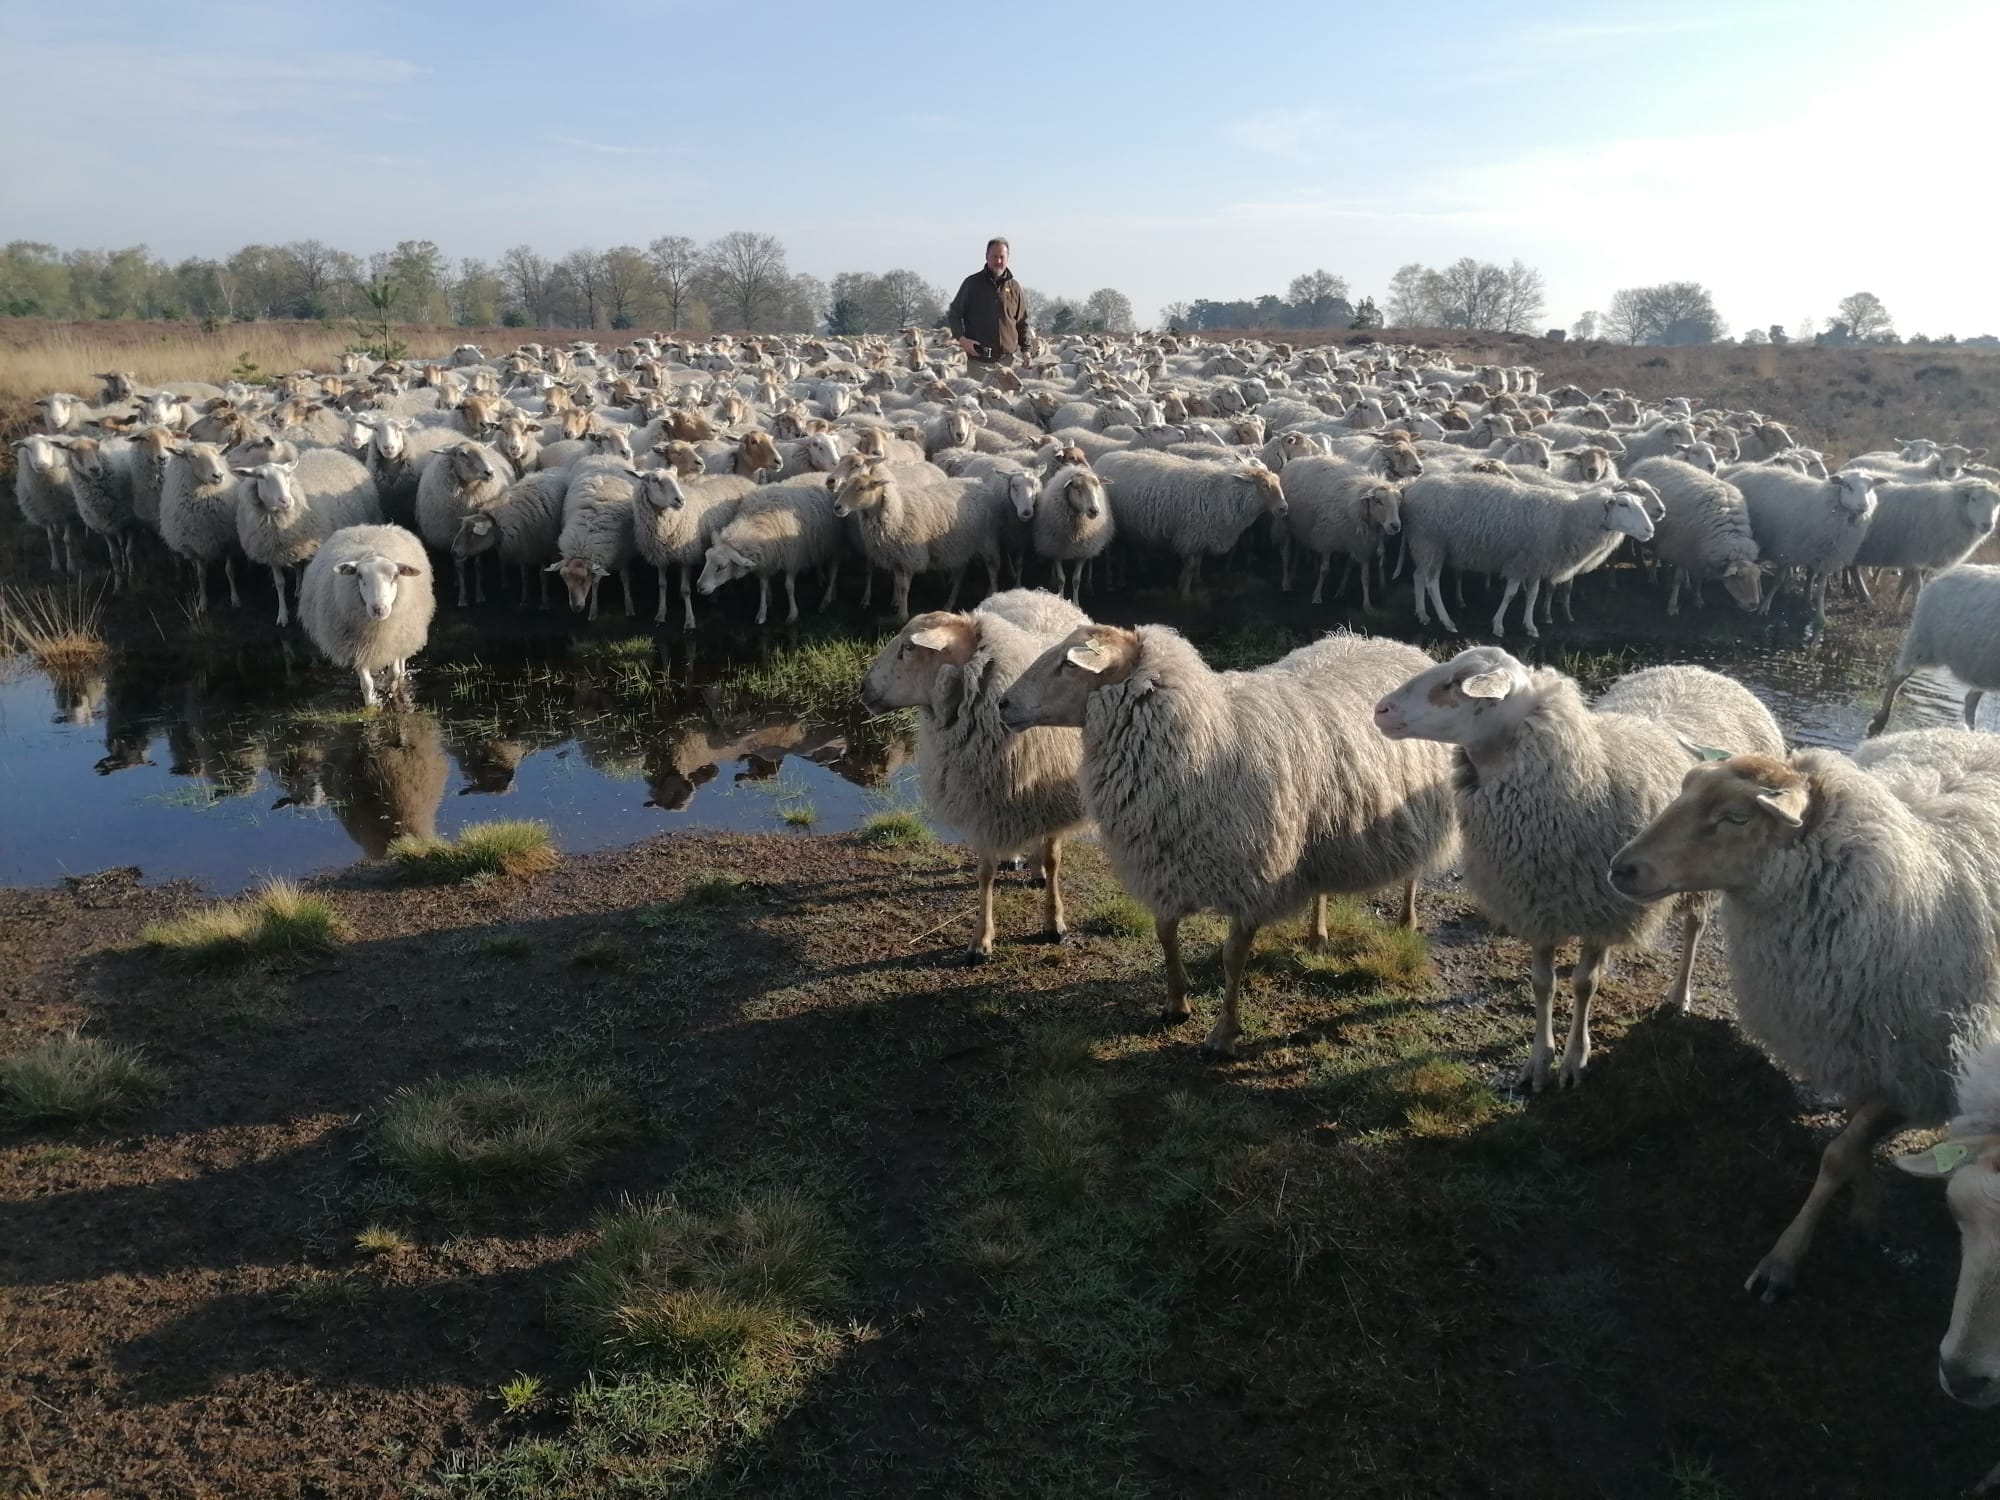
[985,238,1010,275]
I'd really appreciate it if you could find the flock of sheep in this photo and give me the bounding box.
[12,328,2000,1487]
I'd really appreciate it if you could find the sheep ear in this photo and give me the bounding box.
[1065,641,1114,673]
[1460,669,1514,701]
[1753,786,1807,828]
[232,466,258,477]
[1893,1138,1983,1179]
[909,626,956,652]
[336,561,359,575]
[1675,735,1733,763]
[396,563,421,577]
[543,561,563,572]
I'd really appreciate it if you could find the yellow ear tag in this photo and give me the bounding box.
[1934,1141,1971,1174]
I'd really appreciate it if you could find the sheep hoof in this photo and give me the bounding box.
[1744,1255,1796,1304]
[1199,1024,1240,1059]
[1515,1053,1551,1094]
[964,946,992,968]
[1558,1052,1588,1089]
[1659,987,1692,1015]
[1042,929,1071,946]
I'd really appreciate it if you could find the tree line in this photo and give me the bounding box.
[0,236,1137,338]
[1164,260,1542,336]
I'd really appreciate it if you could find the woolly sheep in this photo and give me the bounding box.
[1869,564,2000,735]
[550,457,640,620]
[860,589,1090,962]
[127,424,176,534]
[1625,457,1762,615]
[1735,468,1879,624]
[1609,419,1697,467]
[233,450,383,626]
[1400,471,1655,637]
[298,523,436,708]
[696,473,849,625]
[11,433,81,573]
[416,441,515,606]
[632,469,758,628]
[1848,478,2000,602]
[160,441,243,611]
[1276,457,1403,608]
[61,436,139,584]
[452,469,570,610]
[1032,464,1114,601]
[831,459,1010,621]
[1376,648,1784,1090]
[1092,450,1287,600]
[998,624,1455,1056]
[1609,729,2000,1300]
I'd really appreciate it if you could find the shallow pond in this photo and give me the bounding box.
[0,583,1981,893]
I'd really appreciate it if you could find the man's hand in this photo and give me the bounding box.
[958,337,978,358]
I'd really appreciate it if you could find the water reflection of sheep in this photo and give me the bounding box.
[640,714,852,811]
[46,667,107,727]
[269,711,449,858]
[165,677,266,801]
[92,657,163,774]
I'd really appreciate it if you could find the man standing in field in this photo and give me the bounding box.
[947,237,1032,378]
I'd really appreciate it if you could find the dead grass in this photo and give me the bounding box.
[0,583,109,675]
[387,820,559,883]
[141,878,346,964]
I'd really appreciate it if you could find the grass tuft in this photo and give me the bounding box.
[1290,898,1431,989]
[719,635,890,719]
[779,801,817,828]
[354,1224,414,1257]
[1,1032,163,1127]
[496,1373,547,1416]
[1083,891,1153,939]
[0,583,109,676]
[571,933,624,970]
[481,933,533,960]
[954,1197,1039,1276]
[141,878,345,964]
[388,820,559,883]
[1022,1072,1109,1209]
[682,870,750,905]
[371,1075,629,1190]
[858,809,931,849]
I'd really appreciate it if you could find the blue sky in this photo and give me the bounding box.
[5,0,1995,335]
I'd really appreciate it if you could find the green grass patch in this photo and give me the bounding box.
[1082,890,1152,939]
[141,878,345,965]
[371,1075,629,1190]
[1021,1072,1110,1209]
[778,801,817,828]
[1528,1264,1626,1375]
[278,1270,369,1320]
[682,870,751,905]
[482,933,533,960]
[1285,897,1431,989]
[496,1373,547,1416]
[2,1032,164,1127]
[718,634,888,718]
[954,1197,1040,1275]
[858,809,931,849]
[1664,1451,1737,1500]
[571,934,624,970]
[388,820,559,883]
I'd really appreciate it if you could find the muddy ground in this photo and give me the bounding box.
[0,826,1985,1500]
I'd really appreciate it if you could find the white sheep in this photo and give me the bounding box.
[233,451,383,626]
[1092,450,1288,599]
[861,589,1090,962]
[160,441,244,611]
[1276,457,1403,608]
[998,625,1456,1057]
[298,524,436,708]
[451,469,570,610]
[1032,464,1114,601]
[1612,419,1699,467]
[60,436,139,586]
[1735,468,1878,625]
[1376,647,1784,1090]
[696,473,849,625]
[1609,729,2000,1300]
[11,434,81,573]
[1847,477,2000,603]
[631,468,757,628]
[550,457,640,620]
[415,441,515,606]
[831,459,1009,621]
[1624,458,1763,615]
[1869,564,2000,734]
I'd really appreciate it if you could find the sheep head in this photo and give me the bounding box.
[1001,470,1038,521]
[233,460,303,513]
[1233,459,1287,516]
[13,434,67,477]
[1372,646,1538,749]
[1958,482,2000,539]
[1608,753,1811,902]
[585,428,634,460]
[831,461,893,519]
[336,552,424,621]
[1051,465,1106,522]
[737,430,782,478]
[1363,484,1403,536]
[637,470,689,511]
[547,556,608,613]
[696,541,755,594]
[1940,444,1989,479]
[1373,439,1424,481]
[861,612,978,713]
[448,443,503,487]
[1827,470,1878,519]
[997,624,1142,732]
[1614,478,1666,524]
[1720,558,1762,611]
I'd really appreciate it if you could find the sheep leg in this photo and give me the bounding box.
[943,566,964,612]
[1555,579,1571,623]
[454,556,469,608]
[1849,567,1872,604]
[620,566,634,616]
[1745,1090,1902,1302]
[1490,579,1519,638]
[654,565,672,625]
[754,577,770,625]
[1279,537,1293,592]
[1667,568,1684,616]
[892,570,912,622]
[45,528,60,573]
[1336,557,1355,603]
[224,555,241,608]
[1310,555,1330,607]
[271,565,289,627]
[1558,943,1606,1088]
[1398,878,1418,930]
[816,559,840,612]
[63,529,77,576]
[859,565,873,609]
[1156,916,1192,1022]
[1521,578,1543,639]
[984,553,1001,599]
[1050,558,1066,597]
[538,568,550,611]
[680,565,697,631]
[1809,570,1830,628]
[386,658,409,700]
[474,554,487,604]
[587,576,600,623]
[356,667,378,709]
[1203,918,1260,1059]
[1453,569,1466,610]
[519,563,532,608]
[1663,895,1711,1014]
[1040,837,1068,942]
[1517,942,1559,1093]
[1897,567,1921,603]
[194,559,210,616]
[1305,892,1329,949]
[1177,554,1199,600]
[967,853,998,964]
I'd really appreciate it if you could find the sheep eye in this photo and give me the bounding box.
[1719,810,1752,827]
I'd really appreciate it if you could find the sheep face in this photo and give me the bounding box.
[1502,435,1553,470]
[1234,462,1287,517]
[447,444,502,488]
[549,556,607,613]
[997,625,1142,733]
[738,430,782,477]
[1941,444,1990,480]
[1720,559,1762,611]
[1003,472,1038,522]
[1372,647,1536,749]
[1607,755,1809,903]
[831,466,891,520]
[696,543,754,594]
[494,420,538,469]
[14,434,65,477]
[39,393,81,431]
[860,614,977,713]
[1960,483,2000,538]
[234,462,302,514]
[1828,471,1878,519]
[1057,467,1106,522]
[1615,478,1666,524]
[180,443,229,487]
[65,438,111,480]
[336,554,423,621]
[452,514,500,560]
[638,471,689,512]
[1596,488,1657,543]
[1892,1128,2000,1409]
[1364,485,1403,536]
[802,433,843,473]
[1897,437,1940,462]
[586,429,634,460]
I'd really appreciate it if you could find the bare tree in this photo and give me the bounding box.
[646,235,703,331]
[1286,268,1351,327]
[501,244,558,326]
[555,247,607,328]
[1571,310,1598,341]
[1385,263,1436,326]
[701,230,788,331]
[875,268,943,330]
[1160,298,1192,330]
[1493,260,1545,334]
[1083,287,1136,334]
[1836,291,1893,342]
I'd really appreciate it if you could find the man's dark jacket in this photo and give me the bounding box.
[947,268,1029,357]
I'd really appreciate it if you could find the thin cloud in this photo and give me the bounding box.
[1222,105,1343,159]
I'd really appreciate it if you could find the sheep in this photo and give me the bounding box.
[1376,648,1784,1090]
[831,459,1010,621]
[125,424,178,536]
[160,441,244,610]
[298,524,436,708]
[233,451,381,626]
[860,589,1090,962]
[550,458,641,620]
[61,436,140,585]
[1734,468,1879,624]
[920,408,977,456]
[1608,729,2000,1300]
[415,441,515,606]
[1092,450,1287,599]
[11,434,81,573]
[696,473,849,625]
[1609,419,1697,467]
[1400,471,1655,637]
[1869,564,2000,735]
[451,469,570,610]
[1276,457,1403,607]
[1732,419,1798,463]
[1625,457,1762,615]
[1032,464,1114,602]
[631,468,757,628]
[996,625,1455,1057]
[1847,478,2000,602]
